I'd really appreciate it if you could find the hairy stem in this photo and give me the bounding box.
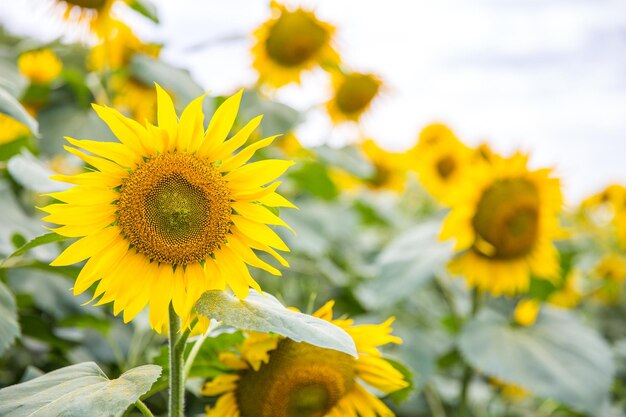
[168,304,184,417]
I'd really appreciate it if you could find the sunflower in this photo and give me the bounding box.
[547,270,581,308]
[411,132,472,205]
[590,254,626,304]
[0,114,31,145]
[440,153,563,296]
[326,71,382,124]
[42,86,295,330]
[202,300,408,417]
[513,298,540,327]
[18,49,63,84]
[331,139,408,192]
[110,76,159,123]
[50,0,118,36]
[252,1,339,88]
[89,20,161,71]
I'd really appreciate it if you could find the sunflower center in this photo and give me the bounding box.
[236,339,355,417]
[117,153,231,265]
[335,74,380,115]
[436,155,456,179]
[63,0,108,9]
[472,178,540,259]
[266,10,328,67]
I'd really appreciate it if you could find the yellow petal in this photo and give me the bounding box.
[225,159,294,188]
[212,115,263,162]
[220,134,278,172]
[51,226,120,266]
[231,216,289,251]
[177,94,206,152]
[155,83,178,139]
[197,89,243,158]
[65,137,138,168]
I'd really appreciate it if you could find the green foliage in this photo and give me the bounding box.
[0,282,20,356]
[195,290,357,357]
[459,307,614,414]
[0,362,161,416]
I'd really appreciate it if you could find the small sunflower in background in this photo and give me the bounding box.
[331,139,408,192]
[50,0,118,35]
[0,114,31,145]
[43,87,294,331]
[590,254,626,304]
[110,76,159,123]
[547,270,582,308]
[252,1,339,88]
[440,153,563,296]
[412,122,458,152]
[326,70,382,124]
[88,20,161,71]
[411,129,472,205]
[202,300,408,417]
[18,49,63,85]
[513,298,541,327]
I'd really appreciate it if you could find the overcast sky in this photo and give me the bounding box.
[1,0,625,203]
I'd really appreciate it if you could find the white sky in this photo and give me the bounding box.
[1,0,626,203]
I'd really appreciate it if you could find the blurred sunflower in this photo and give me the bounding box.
[50,0,118,35]
[252,1,339,88]
[202,300,408,417]
[590,254,626,304]
[441,153,563,296]
[18,49,62,84]
[412,133,472,205]
[0,114,30,145]
[547,270,581,308]
[110,76,159,123]
[412,122,458,152]
[43,86,294,330]
[89,20,160,71]
[326,71,382,124]
[332,139,408,192]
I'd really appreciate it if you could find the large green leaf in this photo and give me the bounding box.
[128,0,159,23]
[196,290,357,357]
[0,86,38,136]
[0,362,161,417]
[458,307,614,414]
[8,150,69,193]
[357,221,452,309]
[131,54,204,104]
[0,281,20,356]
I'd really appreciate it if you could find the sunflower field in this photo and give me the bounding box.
[0,1,624,417]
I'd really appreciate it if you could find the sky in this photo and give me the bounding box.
[1,0,625,203]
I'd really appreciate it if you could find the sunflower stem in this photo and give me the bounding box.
[457,289,482,417]
[168,304,184,417]
[134,400,155,417]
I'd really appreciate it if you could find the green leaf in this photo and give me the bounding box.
[8,150,69,193]
[288,161,338,200]
[38,104,117,156]
[130,54,204,105]
[238,90,300,136]
[128,0,159,23]
[458,307,614,414]
[356,221,452,309]
[3,232,68,262]
[195,290,357,357]
[0,362,161,416]
[0,86,38,136]
[315,145,374,178]
[0,281,20,356]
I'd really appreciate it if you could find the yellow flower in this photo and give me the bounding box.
[411,123,459,153]
[489,377,529,402]
[51,0,117,35]
[411,131,472,205]
[441,153,563,296]
[0,113,30,144]
[202,300,408,417]
[590,254,626,304]
[276,133,311,159]
[252,1,339,88]
[42,86,295,330]
[331,139,408,192]
[89,20,161,71]
[513,299,540,327]
[547,270,581,308]
[110,76,159,123]
[18,49,62,84]
[326,71,382,124]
